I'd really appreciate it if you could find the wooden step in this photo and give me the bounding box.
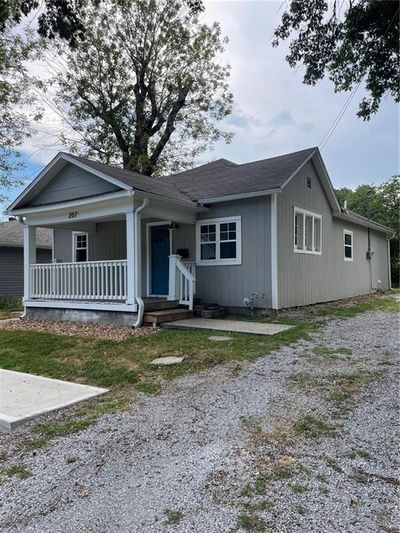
[143,308,193,327]
[143,299,180,312]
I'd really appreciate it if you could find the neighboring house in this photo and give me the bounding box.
[6,147,394,325]
[0,220,52,298]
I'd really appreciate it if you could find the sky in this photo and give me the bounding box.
[2,0,399,216]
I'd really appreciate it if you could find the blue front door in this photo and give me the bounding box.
[150,224,170,295]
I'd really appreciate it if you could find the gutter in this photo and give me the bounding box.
[133,198,149,328]
[199,188,282,204]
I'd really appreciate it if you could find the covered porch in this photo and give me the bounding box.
[20,192,199,320]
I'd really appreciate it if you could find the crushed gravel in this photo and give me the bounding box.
[0,310,399,532]
[0,318,160,341]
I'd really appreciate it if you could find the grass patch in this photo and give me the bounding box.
[312,346,352,358]
[327,371,384,417]
[3,464,32,480]
[316,295,399,318]
[242,500,274,512]
[294,416,335,438]
[236,513,267,531]
[164,509,183,525]
[291,483,306,494]
[326,458,343,473]
[0,296,22,319]
[25,395,130,450]
[296,505,308,516]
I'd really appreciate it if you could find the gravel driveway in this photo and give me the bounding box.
[1,310,399,532]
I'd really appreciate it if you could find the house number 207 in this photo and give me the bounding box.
[68,211,78,219]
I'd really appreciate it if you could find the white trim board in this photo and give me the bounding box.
[24,300,138,313]
[343,229,354,262]
[270,194,278,310]
[196,216,242,266]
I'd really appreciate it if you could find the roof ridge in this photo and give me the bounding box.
[233,147,318,170]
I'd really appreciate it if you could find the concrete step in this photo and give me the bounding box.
[143,308,193,327]
[143,299,180,312]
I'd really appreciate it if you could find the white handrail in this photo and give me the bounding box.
[30,260,128,301]
[168,255,196,310]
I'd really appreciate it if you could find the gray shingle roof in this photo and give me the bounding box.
[66,148,317,204]
[162,147,317,201]
[0,220,52,248]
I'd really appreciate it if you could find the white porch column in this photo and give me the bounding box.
[168,255,178,301]
[126,210,135,305]
[23,224,36,301]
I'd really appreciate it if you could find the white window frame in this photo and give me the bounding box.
[196,216,242,266]
[72,231,89,262]
[343,229,353,262]
[293,207,322,255]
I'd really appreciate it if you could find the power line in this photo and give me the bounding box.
[318,6,399,150]
[319,81,362,150]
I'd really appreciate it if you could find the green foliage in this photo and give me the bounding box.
[54,0,233,176]
[0,1,203,46]
[236,513,267,531]
[336,176,400,285]
[273,0,399,120]
[0,26,42,203]
[293,416,335,438]
[3,464,32,480]
[0,296,22,309]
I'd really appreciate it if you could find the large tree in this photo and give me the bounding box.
[0,0,204,45]
[53,0,232,176]
[336,176,400,286]
[273,0,399,120]
[0,26,42,203]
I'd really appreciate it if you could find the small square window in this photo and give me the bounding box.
[197,218,241,265]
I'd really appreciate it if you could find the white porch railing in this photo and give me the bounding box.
[168,255,196,310]
[30,260,128,301]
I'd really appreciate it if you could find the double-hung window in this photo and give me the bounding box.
[196,216,242,265]
[294,207,321,255]
[343,230,353,261]
[73,232,89,262]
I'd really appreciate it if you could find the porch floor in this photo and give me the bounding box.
[161,318,293,336]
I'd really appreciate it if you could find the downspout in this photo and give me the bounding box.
[133,198,149,328]
[387,235,392,291]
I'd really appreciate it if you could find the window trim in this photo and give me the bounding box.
[343,229,353,262]
[72,231,89,262]
[196,216,242,266]
[293,207,322,255]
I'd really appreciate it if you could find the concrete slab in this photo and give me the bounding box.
[163,318,293,336]
[150,356,185,366]
[209,335,233,341]
[0,369,107,430]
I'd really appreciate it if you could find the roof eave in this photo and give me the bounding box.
[335,210,395,235]
[199,188,282,204]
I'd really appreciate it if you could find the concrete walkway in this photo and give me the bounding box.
[163,317,293,335]
[0,369,107,430]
